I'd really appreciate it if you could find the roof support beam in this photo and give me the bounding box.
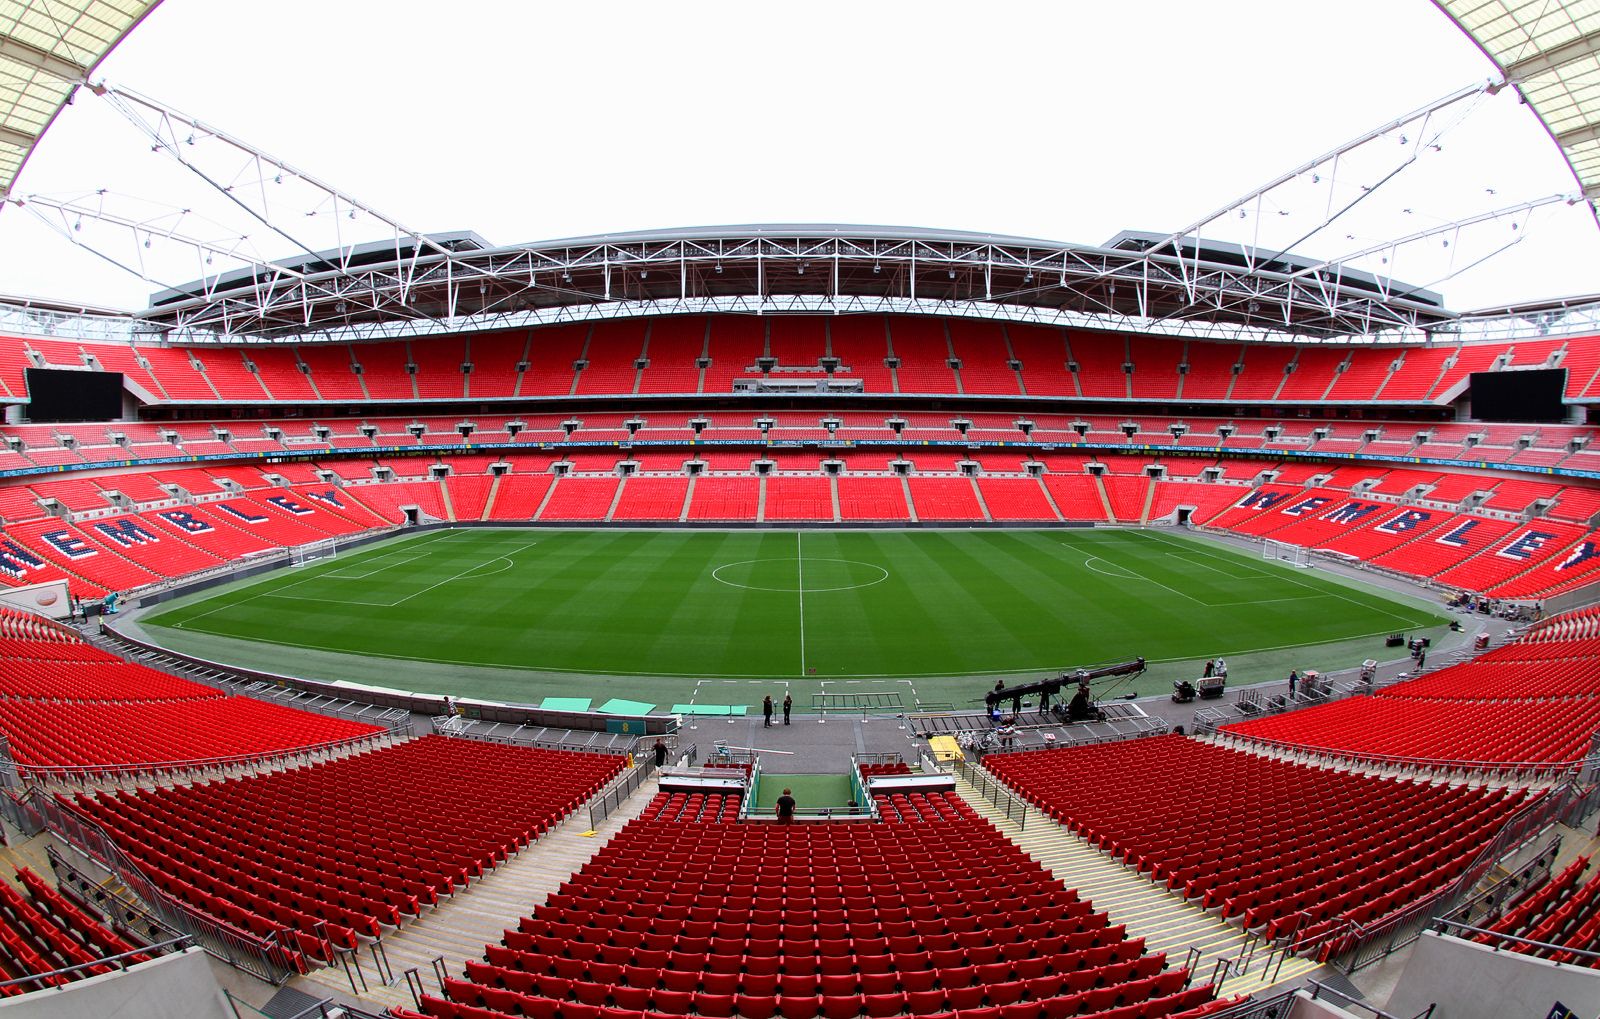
[1504,25,1600,81]
[0,36,88,81]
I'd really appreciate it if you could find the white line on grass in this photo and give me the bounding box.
[172,529,488,625]
[1137,530,1431,627]
[1062,544,1206,605]
[387,547,531,606]
[796,531,807,677]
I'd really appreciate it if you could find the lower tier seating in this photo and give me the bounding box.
[1472,856,1600,966]
[419,789,1215,1019]
[984,737,1530,944]
[0,697,384,776]
[1221,697,1600,769]
[0,867,151,993]
[62,736,622,966]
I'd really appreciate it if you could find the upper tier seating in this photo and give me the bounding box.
[429,788,1214,1019]
[7,324,1591,405]
[985,736,1529,943]
[64,736,621,965]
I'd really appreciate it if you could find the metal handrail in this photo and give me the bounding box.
[1430,918,1600,963]
[29,790,300,983]
[587,755,657,830]
[0,935,193,992]
[954,758,1027,830]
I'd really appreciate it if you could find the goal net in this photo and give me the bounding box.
[290,540,338,568]
[1262,539,1312,568]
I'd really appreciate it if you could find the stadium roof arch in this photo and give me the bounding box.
[1435,0,1600,208]
[0,0,161,199]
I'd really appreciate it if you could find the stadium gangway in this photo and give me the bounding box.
[243,684,410,734]
[952,757,1028,831]
[587,753,659,831]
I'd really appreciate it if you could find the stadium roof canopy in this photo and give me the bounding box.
[0,0,159,198]
[1436,0,1600,205]
[137,224,1459,346]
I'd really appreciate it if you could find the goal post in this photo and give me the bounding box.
[1262,539,1312,568]
[290,540,338,568]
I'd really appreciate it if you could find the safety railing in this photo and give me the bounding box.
[431,715,642,755]
[1208,728,1598,782]
[974,714,1168,755]
[954,758,1027,830]
[29,790,301,984]
[1429,918,1600,965]
[0,935,194,994]
[1,728,395,787]
[588,754,657,831]
[1437,836,1561,931]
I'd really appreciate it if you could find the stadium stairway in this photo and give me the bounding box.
[297,769,662,1011]
[952,773,1320,998]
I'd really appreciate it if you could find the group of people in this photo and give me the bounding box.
[761,693,793,728]
[1201,657,1228,679]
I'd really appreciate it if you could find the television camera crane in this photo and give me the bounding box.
[982,658,1147,722]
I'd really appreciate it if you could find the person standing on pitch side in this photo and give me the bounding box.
[763,694,774,728]
[783,692,792,725]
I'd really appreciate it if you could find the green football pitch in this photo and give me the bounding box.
[139,527,1450,709]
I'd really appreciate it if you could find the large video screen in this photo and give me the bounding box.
[25,368,124,422]
[1468,368,1566,423]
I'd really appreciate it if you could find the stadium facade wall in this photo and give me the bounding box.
[1384,931,1600,1019]
[0,947,227,1018]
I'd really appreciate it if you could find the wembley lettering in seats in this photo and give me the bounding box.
[217,503,268,523]
[1374,509,1432,535]
[39,530,95,559]
[1282,496,1332,517]
[1497,530,1559,562]
[0,539,44,578]
[156,510,213,533]
[1553,541,1600,572]
[266,495,313,516]
[1321,502,1383,526]
[1435,519,1479,548]
[1238,489,1290,510]
[94,518,159,546]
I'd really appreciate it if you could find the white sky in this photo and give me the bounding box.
[2,0,1597,316]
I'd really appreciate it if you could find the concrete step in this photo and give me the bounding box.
[296,777,661,1011]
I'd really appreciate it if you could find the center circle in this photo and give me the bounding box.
[710,557,890,593]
